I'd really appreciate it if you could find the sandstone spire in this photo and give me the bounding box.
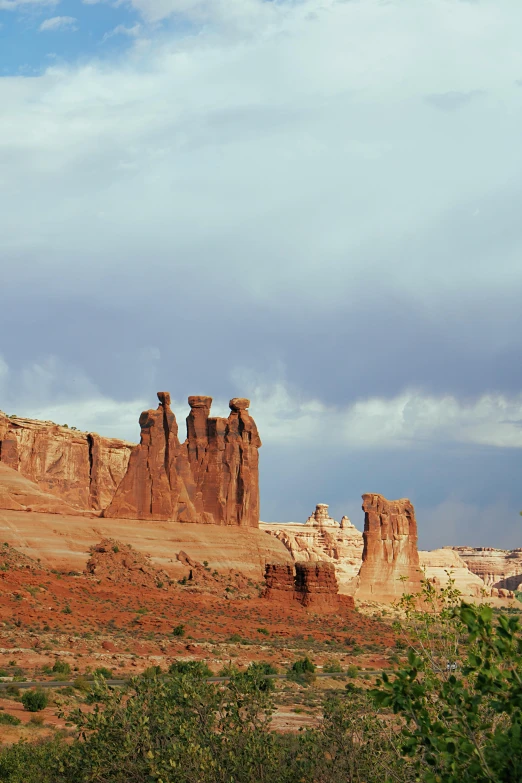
[356,493,421,602]
[104,392,261,526]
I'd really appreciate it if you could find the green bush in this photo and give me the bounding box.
[168,660,212,679]
[52,660,71,676]
[0,713,21,726]
[21,689,48,712]
[93,667,113,680]
[172,624,185,637]
[287,657,316,685]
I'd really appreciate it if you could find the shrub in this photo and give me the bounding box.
[93,667,113,680]
[52,660,71,676]
[287,657,316,685]
[373,577,522,783]
[228,633,242,643]
[257,627,270,636]
[21,689,48,712]
[346,664,359,678]
[0,713,21,726]
[323,659,343,674]
[172,624,185,637]
[72,677,91,693]
[168,660,212,679]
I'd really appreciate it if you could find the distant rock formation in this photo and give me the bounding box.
[263,560,354,611]
[356,493,421,602]
[104,392,261,526]
[450,547,522,592]
[0,411,133,511]
[260,504,364,586]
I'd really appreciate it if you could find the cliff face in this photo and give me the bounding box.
[356,493,421,602]
[104,392,261,527]
[0,411,133,511]
[450,547,522,592]
[260,504,363,587]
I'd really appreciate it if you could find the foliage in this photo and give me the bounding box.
[0,712,21,725]
[373,576,522,783]
[52,661,71,676]
[93,667,113,680]
[168,659,212,678]
[323,659,343,674]
[287,656,316,685]
[21,689,49,713]
[172,624,185,637]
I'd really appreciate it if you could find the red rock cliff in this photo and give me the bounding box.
[104,392,261,527]
[0,411,133,511]
[356,493,421,602]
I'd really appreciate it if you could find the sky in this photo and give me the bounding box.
[1,0,522,550]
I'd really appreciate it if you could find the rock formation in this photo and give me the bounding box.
[104,392,261,526]
[0,411,133,511]
[263,560,354,611]
[0,462,92,516]
[418,549,490,597]
[264,563,296,595]
[450,547,522,592]
[356,493,421,602]
[260,504,364,586]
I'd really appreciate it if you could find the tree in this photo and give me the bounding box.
[373,583,522,783]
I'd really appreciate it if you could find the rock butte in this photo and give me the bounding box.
[104,392,261,526]
[263,561,355,611]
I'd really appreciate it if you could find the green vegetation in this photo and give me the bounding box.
[1,578,521,783]
[21,689,48,712]
[52,660,71,676]
[287,656,316,685]
[172,624,185,637]
[0,713,21,726]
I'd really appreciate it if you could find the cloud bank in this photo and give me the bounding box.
[1,0,521,548]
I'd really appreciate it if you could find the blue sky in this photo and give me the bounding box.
[1,0,522,549]
[0,0,145,75]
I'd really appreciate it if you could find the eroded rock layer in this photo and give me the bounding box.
[263,560,354,611]
[356,493,421,602]
[450,547,522,592]
[104,392,261,527]
[0,411,133,511]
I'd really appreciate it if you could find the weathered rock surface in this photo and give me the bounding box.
[0,411,133,511]
[418,548,490,597]
[0,462,91,516]
[260,504,364,587]
[86,539,171,589]
[264,563,295,594]
[450,547,522,592]
[104,392,261,526]
[356,494,421,602]
[263,560,354,611]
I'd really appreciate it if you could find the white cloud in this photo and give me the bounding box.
[0,0,57,9]
[102,23,142,43]
[243,381,522,451]
[39,15,77,31]
[2,355,521,450]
